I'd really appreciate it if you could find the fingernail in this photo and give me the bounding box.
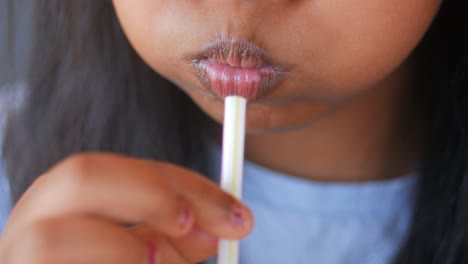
[178,207,192,229]
[230,205,248,229]
[147,242,157,264]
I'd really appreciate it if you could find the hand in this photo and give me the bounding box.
[0,153,254,264]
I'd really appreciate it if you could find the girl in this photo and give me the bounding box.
[0,0,467,263]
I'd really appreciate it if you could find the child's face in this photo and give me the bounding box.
[113,0,441,133]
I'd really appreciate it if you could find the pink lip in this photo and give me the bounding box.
[197,60,276,102]
[191,39,283,102]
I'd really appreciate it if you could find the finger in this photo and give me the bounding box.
[6,215,192,264]
[169,226,219,263]
[8,153,253,241]
[169,170,254,239]
[130,224,218,263]
[6,216,146,264]
[5,153,194,241]
[129,223,195,264]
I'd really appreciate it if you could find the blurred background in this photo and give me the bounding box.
[0,0,33,232]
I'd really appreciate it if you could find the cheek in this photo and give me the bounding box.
[112,0,183,77]
[286,0,442,96]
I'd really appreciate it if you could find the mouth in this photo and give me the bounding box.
[190,38,284,102]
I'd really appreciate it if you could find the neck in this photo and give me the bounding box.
[244,74,422,182]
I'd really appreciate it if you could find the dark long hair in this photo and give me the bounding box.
[2,0,468,263]
[2,1,210,201]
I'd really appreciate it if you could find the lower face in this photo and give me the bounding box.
[112,0,441,134]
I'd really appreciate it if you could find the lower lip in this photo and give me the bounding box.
[195,60,278,102]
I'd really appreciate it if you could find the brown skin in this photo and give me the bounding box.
[0,154,253,263]
[0,1,442,263]
[113,0,441,182]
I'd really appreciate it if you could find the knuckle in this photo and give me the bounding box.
[62,153,98,179]
[55,153,99,192]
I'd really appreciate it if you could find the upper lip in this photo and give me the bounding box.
[189,38,284,71]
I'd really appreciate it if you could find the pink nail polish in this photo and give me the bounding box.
[147,242,157,264]
[230,205,248,228]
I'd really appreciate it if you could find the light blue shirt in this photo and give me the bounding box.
[0,164,10,234]
[0,84,20,234]
[0,124,11,234]
[207,145,417,264]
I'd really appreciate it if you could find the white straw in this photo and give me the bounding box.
[217,96,247,264]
